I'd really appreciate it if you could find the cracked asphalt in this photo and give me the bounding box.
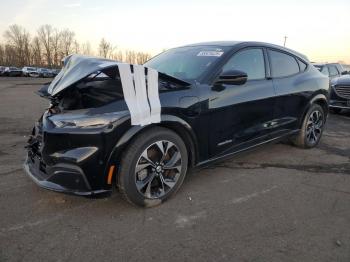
[0,77,349,262]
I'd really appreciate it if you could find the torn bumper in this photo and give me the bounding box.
[24,155,111,195]
[24,123,113,196]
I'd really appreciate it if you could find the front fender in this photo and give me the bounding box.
[103,114,198,186]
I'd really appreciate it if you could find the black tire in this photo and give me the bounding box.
[117,127,188,207]
[330,107,342,114]
[291,104,325,149]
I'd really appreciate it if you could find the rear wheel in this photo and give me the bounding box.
[291,104,325,149]
[118,127,188,207]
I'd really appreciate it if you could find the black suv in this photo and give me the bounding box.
[313,63,350,113]
[24,41,329,207]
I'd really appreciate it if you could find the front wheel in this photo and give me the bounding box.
[118,127,188,207]
[291,104,325,149]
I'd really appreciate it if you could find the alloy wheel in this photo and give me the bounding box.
[135,140,182,199]
[306,110,323,144]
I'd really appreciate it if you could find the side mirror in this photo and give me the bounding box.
[215,70,248,85]
[341,71,349,75]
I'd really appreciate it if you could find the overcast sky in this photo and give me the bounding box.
[1,0,349,63]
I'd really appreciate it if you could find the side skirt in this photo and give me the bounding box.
[195,129,300,169]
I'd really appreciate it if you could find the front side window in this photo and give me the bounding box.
[222,48,265,80]
[328,65,339,77]
[269,50,299,78]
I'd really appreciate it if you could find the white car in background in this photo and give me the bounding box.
[0,66,5,76]
[22,67,39,77]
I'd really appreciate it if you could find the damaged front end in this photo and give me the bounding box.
[24,55,190,195]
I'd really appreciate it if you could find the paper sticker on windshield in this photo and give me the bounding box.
[197,51,224,57]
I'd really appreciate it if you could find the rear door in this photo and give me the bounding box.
[268,49,308,135]
[207,47,276,157]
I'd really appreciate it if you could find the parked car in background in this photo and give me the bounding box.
[37,68,53,78]
[313,63,350,114]
[29,70,39,78]
[329,75,350,114]
[313,63,348,79]
[22,67,38,77]
[50,69,60,77]
[2,67,23,77]
[25,42,329,207]
[0,66,5,76]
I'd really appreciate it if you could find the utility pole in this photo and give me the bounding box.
[283,36,288,47]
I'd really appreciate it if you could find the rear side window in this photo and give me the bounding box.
[269,50,299,78]
[328,65,339,77]
[222,48,265,80]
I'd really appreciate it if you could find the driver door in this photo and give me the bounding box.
[207,47,276,157]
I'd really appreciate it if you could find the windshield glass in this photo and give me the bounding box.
[144,46,229,81]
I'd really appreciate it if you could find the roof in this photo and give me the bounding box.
[182,41,309,61]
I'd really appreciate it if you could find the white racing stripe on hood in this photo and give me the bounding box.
[147,68,161,123]
[133,65,152,125]
[118,63,161,126]
[46,55,161,126]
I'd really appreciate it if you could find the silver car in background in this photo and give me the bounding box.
[22,67,38,77]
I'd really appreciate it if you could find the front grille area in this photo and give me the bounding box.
[334,86,350,99]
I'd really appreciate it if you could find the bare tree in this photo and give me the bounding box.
[73,40,80,54]
[37,24,53,67]
[0,24,153,67]
[113,50,124,62]
[81,41,93,56]
[125,50,137,64]
[136,52,151,64]
[3,44,16,65]
[51,29,61,67]
[3,24,31,66]
[0,44,5,65]
[31,36,42,66]
[99,38,113,58]
[60,29,75,57]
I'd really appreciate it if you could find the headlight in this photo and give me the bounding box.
[49,112,127,129]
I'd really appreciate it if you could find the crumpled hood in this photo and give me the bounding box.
[47,55,118,96]
[46,54,190,97]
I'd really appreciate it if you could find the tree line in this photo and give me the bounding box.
[0,24,153,68]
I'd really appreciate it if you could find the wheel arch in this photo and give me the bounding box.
[299,93,329,128]
[104,115,198,186]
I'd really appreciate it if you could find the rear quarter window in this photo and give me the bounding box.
[298,60,307,71]
[269,50,300,78]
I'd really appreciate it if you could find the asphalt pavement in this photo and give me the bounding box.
[0,77,349,262]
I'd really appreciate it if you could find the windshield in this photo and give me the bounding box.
[144,46,229,81]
